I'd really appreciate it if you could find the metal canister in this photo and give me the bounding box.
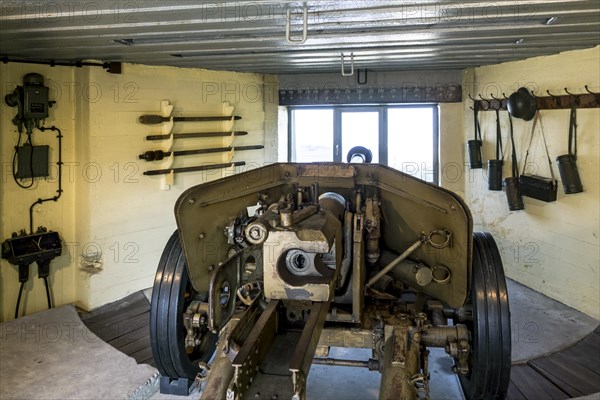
[504,177,524,211]
[467,139,483,169]
[487,159,503,191]
[556,154,583,194]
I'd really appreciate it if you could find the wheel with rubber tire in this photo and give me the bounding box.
[458,232,511,400]
[346,146,373,163]
[150,231,217,380]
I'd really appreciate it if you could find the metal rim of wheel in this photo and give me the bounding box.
[150,231,217,379]
[458,232,511,400]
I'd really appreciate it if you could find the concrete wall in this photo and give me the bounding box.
[438,103,465,196]
[462,46,600,319]
[0,63,77,322]
[1,62,277,321]
[3,47,597,322]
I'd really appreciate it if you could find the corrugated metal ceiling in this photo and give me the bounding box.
[1,1,599,74]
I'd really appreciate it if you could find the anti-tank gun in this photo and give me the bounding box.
[150,163,511,400]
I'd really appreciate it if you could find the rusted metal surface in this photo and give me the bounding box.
[379,325,421,400]
[318,327,374,349]
[176,163,471,309]
[289,301,330,400]
[228,300,279,400]
[160,162,515,399]
[208,246,263,332]
[262,210,341,302]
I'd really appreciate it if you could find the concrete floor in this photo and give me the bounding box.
[1,279,598,400]
[0,306,156,400]
[507,279,598,363]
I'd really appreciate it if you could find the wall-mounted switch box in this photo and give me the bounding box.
[16,145,49,179]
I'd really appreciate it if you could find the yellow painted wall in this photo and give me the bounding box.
[462,46,600,319]
[1,62,277,320]
[0,63,77,322]
[439,103,465,196]
[3,48,597,321]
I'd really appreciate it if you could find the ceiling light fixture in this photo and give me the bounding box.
[545,17,558,25]
[113,39,134,46]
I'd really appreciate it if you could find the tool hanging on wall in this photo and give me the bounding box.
[144,161,246,176]
[139,114,241,125]
[146,131,247,141]
[467,102,483,169]
[140,100,245,189]
[139,145,263,161]
[519,113,558,202]
[504,114,524,211]
[478,85,600,112]
[556,105,584,194]
[488,107,504,191]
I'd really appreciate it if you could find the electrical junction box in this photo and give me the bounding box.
[1,230,62,267]
[17,145,49,179]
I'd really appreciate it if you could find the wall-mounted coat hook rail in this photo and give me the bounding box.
[564,88,581,105]
[139,114,241,125]
[139,145,263,161]
[473,87,599,111]
[146,131,247,141]
[471,94,505,111]
[144,161,246,176]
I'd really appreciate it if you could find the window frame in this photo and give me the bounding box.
[287,104,439,184]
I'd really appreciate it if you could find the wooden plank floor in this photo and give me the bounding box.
[79,291,600,399]
[506,326,600,400]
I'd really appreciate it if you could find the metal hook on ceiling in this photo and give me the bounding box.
[285,2,308,44]
[341,52,354,77]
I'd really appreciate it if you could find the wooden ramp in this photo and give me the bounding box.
[507,328,600,400]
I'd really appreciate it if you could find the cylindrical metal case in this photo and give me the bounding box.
[504,177,524,211]
[556,154,583,194]
[488,159,504,191]
[467,140,483,169]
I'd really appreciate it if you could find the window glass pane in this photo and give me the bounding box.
[291,109,334,162]
[387,108,435,182]
[341,112,379,163]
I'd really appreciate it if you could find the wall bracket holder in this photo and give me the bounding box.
[472,87,600,112]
